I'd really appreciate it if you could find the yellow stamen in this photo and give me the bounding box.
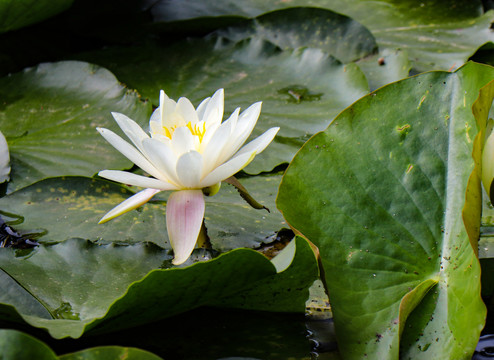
[164,126,175,139]
[163,122,206,142]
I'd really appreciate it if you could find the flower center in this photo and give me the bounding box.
[163,122,206,142]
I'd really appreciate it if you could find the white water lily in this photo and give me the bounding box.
[97,89,279,265]
[0,130,10,183]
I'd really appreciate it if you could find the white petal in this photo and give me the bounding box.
[196,96,211,119]
[111,112,150,154]
[99,170,177,190]
[202,88,224,125]
[159,90,166,124]
[176,151,203,188]
[219,102,262,162]
[97,127,165,181]
[231,102,262,144]
[150,133,172,144]
[99,188,161,224]
[200,121,220,149]
[166,190,205,265]
[149,119,163,136]
[171,126,195,155]
[200,115,235,174]
[161,92,182,128]
[177,97,199,124]
[199,150,256,188]
[142,138,180,185]
[0,130,10,183]
[235,127,280,157]
[149,106,161,127]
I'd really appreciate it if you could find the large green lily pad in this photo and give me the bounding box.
[277,61,494,359]
[74,37,369,173]
[0,174,285,250]
[215,7,377,63]
[0,61,151,192]
[150,0,493,72]
[0,236,316,339]
[0,329,163,360]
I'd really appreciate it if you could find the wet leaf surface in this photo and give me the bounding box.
[277,62,494,359]
[0,61,151,192]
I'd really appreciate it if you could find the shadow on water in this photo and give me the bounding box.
[2,307,338,360]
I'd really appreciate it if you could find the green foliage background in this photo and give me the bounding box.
[1,0,494,359]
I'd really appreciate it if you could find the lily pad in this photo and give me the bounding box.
[277,61,494,359]
[355,48,411,91]
[0,329,163,360]
[0,0,73,33]
[0,236,317,338]
[0,174,285,250]
[0,61,151,192]
[330,0,494,72]
[215,7,377,63]
[74,37,369,173]
[150,0,493,72]
[212,236,320,312]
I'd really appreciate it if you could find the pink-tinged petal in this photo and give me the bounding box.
[99,188,161,224]
[166,190,205,265]
[142,138,180,185]
[98,170,177,190]
[235,127,280,157]
[202,88,224,125]
[177,97,199,124]
[171,126,195,155]
[176,151,203,188]
[97,127,165,181]
[199,150,256,188]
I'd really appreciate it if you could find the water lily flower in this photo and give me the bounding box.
[0,130,10,183]
[97,89,279,265]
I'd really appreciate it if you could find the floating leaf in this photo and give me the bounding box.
[0,329,163,360]
[0,61,151,192]
[215,7,377,63]
[150,0,493,72]
[0,174,285,250]
[212,236,319,312]
[0,236,316,339]
[356,48,411,91]
[277,61,494,359]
